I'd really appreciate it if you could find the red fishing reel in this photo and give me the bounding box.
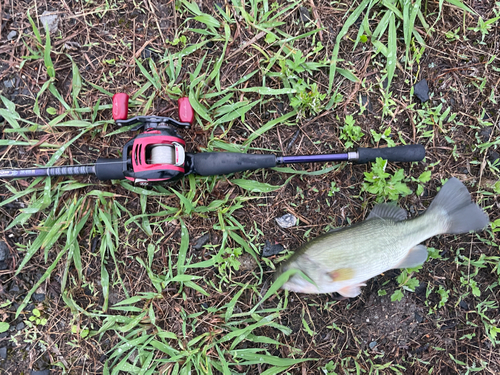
[112,93,194,186]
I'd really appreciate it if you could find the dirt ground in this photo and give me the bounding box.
[0,0,499,374]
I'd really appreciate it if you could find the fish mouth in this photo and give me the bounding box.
[278,267,319,293]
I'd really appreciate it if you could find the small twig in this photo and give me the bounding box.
[0,0,3,39]
[226,30,266,60]
[478,112,500,189]
[172,0,177,31]
[342,54,371,113]
[146,0,165,45]
[130,36,158,62]
[45,334,70,369]
[283,205,311,225]
[308,0,323,42]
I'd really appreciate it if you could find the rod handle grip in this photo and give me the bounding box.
[190,152,277,176]
[356,145,425,164]
[95,158,125,180]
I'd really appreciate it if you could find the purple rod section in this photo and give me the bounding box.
[277,153,349,164]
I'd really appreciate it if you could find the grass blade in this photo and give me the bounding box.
[386,12,397,90]
[176,219,189,275]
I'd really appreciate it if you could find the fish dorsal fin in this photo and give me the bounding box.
[367,203,407,221]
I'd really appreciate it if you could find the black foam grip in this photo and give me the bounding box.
[191,152,277,176]
[94,158,125,180]
[356,145,425,164]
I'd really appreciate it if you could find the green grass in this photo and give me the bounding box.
[1,0,500,373]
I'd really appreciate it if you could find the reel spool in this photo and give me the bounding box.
[150,145,176,165]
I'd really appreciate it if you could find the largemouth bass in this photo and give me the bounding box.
[276,177,489,297]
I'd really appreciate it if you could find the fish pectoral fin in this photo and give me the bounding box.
[328,268,355,282]
[367,203,407,221]
[394,244,428,269]
[337,282,366,298]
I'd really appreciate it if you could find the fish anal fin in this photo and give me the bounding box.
[394,244,428,269]
[337,282,366,298]
[328,268,355,282]
[367,203,407,221]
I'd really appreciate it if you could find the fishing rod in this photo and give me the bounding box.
[0,94,425,186]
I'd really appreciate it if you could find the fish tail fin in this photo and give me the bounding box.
[426,177,489,234]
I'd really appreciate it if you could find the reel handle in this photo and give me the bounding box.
[112,93,129,120]
[112,93,194,125]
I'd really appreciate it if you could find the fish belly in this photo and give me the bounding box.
[306,220,420,288]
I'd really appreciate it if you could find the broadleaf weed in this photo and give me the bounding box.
[339,115,364,148]
[362,158,412,202]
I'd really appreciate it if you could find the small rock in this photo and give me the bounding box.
[0,347,6,360]
[238,253,257,271]
[360,95,373,112]
[3,80,13,88]
[9,283,20,294]
[415,282,426,297]
[488,150,499,163]
[415,312,423,323]
[108,292,122,306]
[414,79,429,103]
[128,349,138,363]
[480,127,492,142]
[7,30,17,40]
[0,263,6,271]
[0,241,8,262]
[206,41,214,48]
[276,102,284,115]
[262,240,284,257]
[459,300,469,310]
[141,47,151,59]
[441,320,457,330]
[193,233,210,250]
[63,41,81,51]
[32,293,45,302]
[369,341,377,349]
[413,343,430,355]
[409,205,416,215]
[31,371,50,375]
[40,11,59,34]
[275,213,297,229]
[16,322,25,331]
[201,303,208,309]
[0,333,8,339]
[298,7,311,22]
